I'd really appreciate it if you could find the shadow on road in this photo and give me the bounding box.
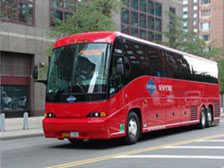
[50,125,202,150]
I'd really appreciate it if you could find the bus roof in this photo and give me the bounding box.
[54,31,217,65]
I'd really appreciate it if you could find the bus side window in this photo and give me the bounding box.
[109,37,124,95]
[147,46,166,77]
[123,39,147,84]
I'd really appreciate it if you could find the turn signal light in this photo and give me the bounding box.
[87,112,107,118]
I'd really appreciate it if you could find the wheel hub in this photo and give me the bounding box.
[128,118,137,138]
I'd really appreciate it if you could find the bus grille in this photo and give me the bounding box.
[214,101,221,118]
[191,106,198,120]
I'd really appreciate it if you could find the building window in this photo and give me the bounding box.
[148,16,154,30]
[121,9,129,24]
[0,0,35,25]
[202,34,210,41]
[140,0,146,12]
[193,28,198,33]
[148,0,154,15]
[121,0,162,42]
[183,14,188,19]
[50,0,75,26]
[140,14,146,28]
[193,13,198,18]
[183,0,188,5]
[131,0,138,10]
[155,18,161,32]
[183,7,188,12]
[193,20,197,26]
[201,0,211,4]
[155,3,162,16]
[193,5,198,10]
[131,11,138,27]
[121,24,129,34]
[201,22,210,30]
[1,85,29,112]
[140,30,147,39]
[201,10,210,17]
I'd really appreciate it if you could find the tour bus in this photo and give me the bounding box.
[40,31,220,144]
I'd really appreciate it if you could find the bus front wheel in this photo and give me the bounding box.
[125,112,140,145]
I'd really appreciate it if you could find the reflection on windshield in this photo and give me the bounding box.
[47,43,110,95]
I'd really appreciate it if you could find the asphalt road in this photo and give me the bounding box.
[1,119,224,168]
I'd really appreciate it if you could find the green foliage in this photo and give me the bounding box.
[51,0,121,38]
[164,12,223,60]
[219,60,224,93]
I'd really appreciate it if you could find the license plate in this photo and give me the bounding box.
[70,132,79,138]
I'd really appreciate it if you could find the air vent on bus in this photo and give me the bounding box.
[214,101,221,118]
[191,106,198,121]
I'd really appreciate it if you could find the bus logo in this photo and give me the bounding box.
[146,79,156,95]
[66,95,77,103]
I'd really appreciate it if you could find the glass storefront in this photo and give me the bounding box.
[0,85,29,111]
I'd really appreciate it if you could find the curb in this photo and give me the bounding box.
[1,133,44,141]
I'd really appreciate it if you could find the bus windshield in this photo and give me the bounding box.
[47,43,111,97]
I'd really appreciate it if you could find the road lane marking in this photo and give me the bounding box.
[163,146,224,149]
[114,155,224,160]
[196,140,224,142]
[46,133,224,168]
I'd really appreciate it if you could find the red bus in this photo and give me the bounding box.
[42,31,220,144]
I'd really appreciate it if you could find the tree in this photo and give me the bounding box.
[0,0,17,23]
[164,12,223,60]
[219,60,224,93]
[51,0,121,38]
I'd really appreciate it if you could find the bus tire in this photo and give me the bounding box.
[206,107,213,127]
[199,107,206,129]
[125,111,140,145]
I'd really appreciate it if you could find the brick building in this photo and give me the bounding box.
[183,0,224,48]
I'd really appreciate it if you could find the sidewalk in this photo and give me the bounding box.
[0,116,43,140]
[1,111,224,141]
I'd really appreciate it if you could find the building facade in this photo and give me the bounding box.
[120,0,182,43]
[0,0,182,117]
[183,0,224,48]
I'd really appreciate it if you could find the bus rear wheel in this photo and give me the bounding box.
[125,112,140,145]
[199,107,206,129]
[206,107,213,127]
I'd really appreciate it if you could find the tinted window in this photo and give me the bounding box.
[166,51,218,83]
[123,40,147,84]
[183,55,218,83]
[146,46,166,77]
[166,52,191,79]
[109,38,124,95]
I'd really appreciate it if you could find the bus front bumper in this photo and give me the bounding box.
[43,117,111,140]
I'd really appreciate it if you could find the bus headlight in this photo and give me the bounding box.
[87,112,107,118]
[47,112,56,118]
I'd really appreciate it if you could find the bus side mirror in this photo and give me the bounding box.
[116,57,124,75]
[33,65,38,80]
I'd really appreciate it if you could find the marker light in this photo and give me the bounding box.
[87,112,107,118]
